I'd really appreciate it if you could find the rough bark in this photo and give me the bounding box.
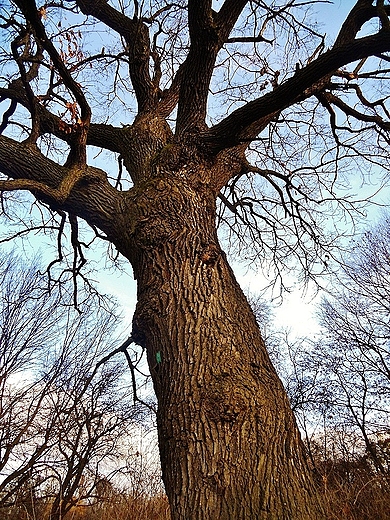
[121,171,325,519]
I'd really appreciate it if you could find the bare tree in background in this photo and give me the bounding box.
[272,215,390,478]
[1,1,390,517]
[314,214,390,475]
[0,252,143,519]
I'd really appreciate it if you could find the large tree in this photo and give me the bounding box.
[1,1,390,518]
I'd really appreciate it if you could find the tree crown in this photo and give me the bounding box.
[1,0,390,286]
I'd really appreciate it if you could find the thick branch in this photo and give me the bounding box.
[0,171,87,203]
[202,31,390,152]
[76,0,158,113]
[226,35,272,44]
[159,1,249,122]
[175,0,249,135]
[0,135,123,237]
[157,61,186,118]
[187,0,213,40]
[215,0,249,41]
[175,0,216,134]
[335,0,390,47]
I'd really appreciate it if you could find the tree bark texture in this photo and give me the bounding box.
[124,172,325,520]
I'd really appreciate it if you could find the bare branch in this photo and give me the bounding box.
[202,31,390,152]
[13,0,91,165]
[0,83,127,153]
[321,90,390,132]
[175,0,249,135]
[76,0,158,113]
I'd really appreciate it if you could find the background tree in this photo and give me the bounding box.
[0,251,145,519]
[250,262,390,519]
[250,214,390,517]
[1,1,390,518]
[263,214,390,517]
[314,214,390,475]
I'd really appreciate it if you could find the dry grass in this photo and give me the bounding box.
[68,493,171,520]
[1,466,389,520]
[316,458,390,520]
[0,492,171,520]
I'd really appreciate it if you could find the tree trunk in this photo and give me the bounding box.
[124,172,325,520]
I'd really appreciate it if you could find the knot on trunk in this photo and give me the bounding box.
[200,243,219,267]
[202,375,249,423]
